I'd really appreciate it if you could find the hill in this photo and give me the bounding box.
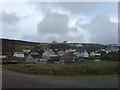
[1,38,40,54]
[1,38,107,55]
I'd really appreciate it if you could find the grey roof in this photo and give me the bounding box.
[46,50,56,55]
[14,52,24,54]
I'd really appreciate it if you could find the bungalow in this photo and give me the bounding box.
[76,43,83,47]
[26,54,48,63]
[90,52,101,56]
[0,54,7,58]
[13,52,24,58]
[23,48,31,53]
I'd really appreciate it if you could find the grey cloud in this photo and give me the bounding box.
[1,11,22,38]
[1,11,21,24]
[22,2,117,44]
[54,2,100,14]
[34,2,101,15]
[79,14,118,44]
[37,12,69,35]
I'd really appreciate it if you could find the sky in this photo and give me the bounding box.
[0,2,118,44]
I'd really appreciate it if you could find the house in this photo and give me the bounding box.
[23,48,31,53]
[0,54,7,58]
[76,43,83,47]
[26,54,48,63]
[79,51,89,57]
[62,41,67,44]
[42,49,58,58]
[90,52,101,56]
[95,49,106,52]
[52,40,57,43]
[73,52,80,57]
[26,54,40,62]
[60,52,75,60]
[57,51,65,56]
[65,49,76,52]
[105,47,119,52]
[13,52,24,58]
[30,52,39,55]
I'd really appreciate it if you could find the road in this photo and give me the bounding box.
[2,71,119,88]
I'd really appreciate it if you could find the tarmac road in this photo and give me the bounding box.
[2,71,119,88]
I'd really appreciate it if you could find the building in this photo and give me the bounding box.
[42,49,58,58]
[76,43,83,47]
[13,52,24,58]
[52,41,57,43]
[65,49,76,52]
[57,51,65,56]
[79,51,89,57]
[0,55,7,58]
[62,41,67,44]
[23,48,31,53]
[26,54,48,63]
[90,52,101,56]
[60,53,75,60]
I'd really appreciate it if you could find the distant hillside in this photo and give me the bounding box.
[1,38,107,55]
[1,38,40,54]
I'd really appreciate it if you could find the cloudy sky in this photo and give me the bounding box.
[0,2,118,44]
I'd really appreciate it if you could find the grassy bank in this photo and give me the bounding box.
[3,61,119,76]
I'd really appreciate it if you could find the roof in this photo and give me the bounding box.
[31,55,41,58]
[14,52,24,54]
[23,48,30,50]
[46,50,56,55]
[60,53,75,60]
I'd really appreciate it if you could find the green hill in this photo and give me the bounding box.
[1,38,106,55]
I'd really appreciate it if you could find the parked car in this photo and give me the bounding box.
[93,59,101,62]
[74,58,84,62]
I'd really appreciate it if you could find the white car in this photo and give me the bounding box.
[94,59,101,62]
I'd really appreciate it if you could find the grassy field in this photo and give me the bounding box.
[3,61,119,76]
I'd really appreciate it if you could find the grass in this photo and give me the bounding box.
[3,61,119,77]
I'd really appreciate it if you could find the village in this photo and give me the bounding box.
[1,40,119,64]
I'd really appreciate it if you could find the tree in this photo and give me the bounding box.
[32,46,44,55]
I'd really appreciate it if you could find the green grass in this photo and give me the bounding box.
[3,61,119,76]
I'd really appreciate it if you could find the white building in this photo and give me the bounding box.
[0,55,7,58]
[79,51,89,57]
[26,55,48,63]
[13,52,24,58]
[42,49,58,58]
[23,48,31,53]
[90,52,101,56]
[76,43,83,47]
[57,51,65,56]
[65,49,76,52]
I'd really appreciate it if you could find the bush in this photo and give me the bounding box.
[3,61,119,76]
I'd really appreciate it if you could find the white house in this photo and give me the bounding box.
[73,52,80,57]
[65,49,76,52]
[23,48,31,53]
[13,52,24,58]
[79,51,89,57]
[90,52,101,56]
[42,49,58,58]
[57,51,65,56]
[0,55,7,58]
[76,43,83,47]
